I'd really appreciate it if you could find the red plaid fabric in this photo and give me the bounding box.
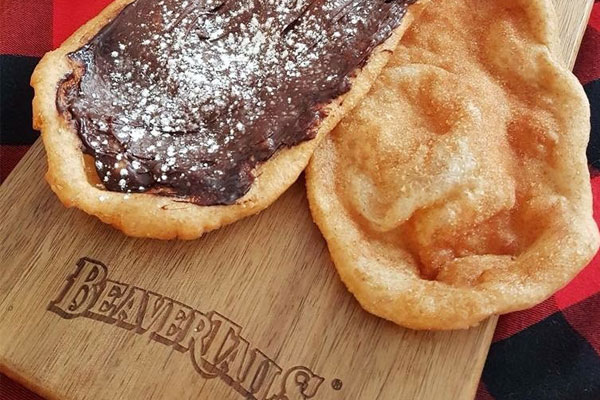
[1,1,600,399]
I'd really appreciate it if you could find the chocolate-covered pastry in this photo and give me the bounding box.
[59,0,415,205]
[33,0,429,238]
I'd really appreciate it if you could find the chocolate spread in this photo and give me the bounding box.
[58,0,415,205]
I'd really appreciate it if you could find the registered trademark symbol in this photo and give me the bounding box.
[331,378,343,391]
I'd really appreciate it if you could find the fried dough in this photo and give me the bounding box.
[306,0,600,329]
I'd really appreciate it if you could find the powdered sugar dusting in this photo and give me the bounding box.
[62,0,414,205]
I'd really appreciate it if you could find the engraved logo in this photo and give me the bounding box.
[48,258,329,400]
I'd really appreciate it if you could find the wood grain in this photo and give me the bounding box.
[0,1,592,399]
[553,0,594,69]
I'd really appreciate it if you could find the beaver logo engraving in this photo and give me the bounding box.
[48,258,326,400]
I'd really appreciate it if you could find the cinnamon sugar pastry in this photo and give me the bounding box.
[306,0,600,329]
[32,0,428,239]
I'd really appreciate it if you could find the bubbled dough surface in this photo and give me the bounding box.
[307,0,600,329]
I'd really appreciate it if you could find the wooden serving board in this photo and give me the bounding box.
[0,1,592,399]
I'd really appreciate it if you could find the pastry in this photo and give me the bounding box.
[306,0,600,329]
[32,0,428,239]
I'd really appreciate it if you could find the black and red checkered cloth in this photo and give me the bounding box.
[1,1,600,399]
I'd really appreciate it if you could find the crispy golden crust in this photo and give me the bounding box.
[31,0,428,240]
[306,0,600,330]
